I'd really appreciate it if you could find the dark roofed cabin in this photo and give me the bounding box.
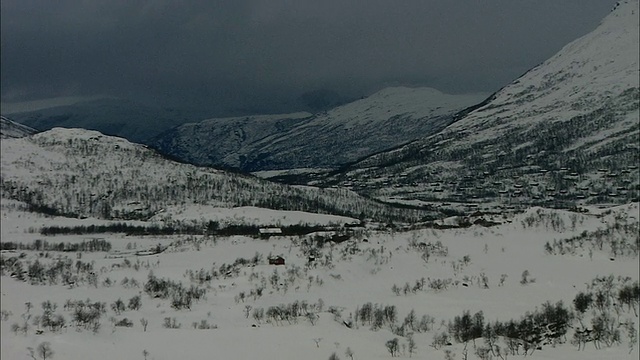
[268,256,285,266]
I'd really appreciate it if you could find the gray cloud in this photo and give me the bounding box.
[1,0,617,114]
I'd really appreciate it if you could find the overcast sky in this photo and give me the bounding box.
[1,0,618,114]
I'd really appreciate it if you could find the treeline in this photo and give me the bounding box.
[1,256,96,287]
[0,238,112,252]
[40,223,202,236]
[545,220,640,257]
[441,276,640,357]
[39,221,335,237]
[446,301,572,357]
[251,299,326,326]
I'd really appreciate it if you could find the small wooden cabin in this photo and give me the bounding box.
[268,256,285,266]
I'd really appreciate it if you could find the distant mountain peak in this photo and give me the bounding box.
[151,87,487,172]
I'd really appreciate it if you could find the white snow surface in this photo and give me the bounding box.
[1,200,638,359]
[308,87,487,129]
[252,167,335,179]
[150,205,358,227]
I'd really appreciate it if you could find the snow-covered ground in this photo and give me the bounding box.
[252,168,334,180]
[149,205,358,227]
[2,202,638,359]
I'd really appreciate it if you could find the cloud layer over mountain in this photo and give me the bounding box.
[1,1,616,114]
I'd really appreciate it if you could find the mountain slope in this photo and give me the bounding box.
[0,116,37,139]
[0,128,430,222]
[151,112,313,170]
[322,0,640,208]
[151,87,487,172]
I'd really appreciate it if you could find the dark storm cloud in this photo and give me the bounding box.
[1,0,617,113]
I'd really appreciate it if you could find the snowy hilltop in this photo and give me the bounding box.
[0,127,430,222]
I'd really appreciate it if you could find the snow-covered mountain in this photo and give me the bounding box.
[321,0,640,208]
[0,127,429,222]
[0,116,37,139]
[151,87,487,172]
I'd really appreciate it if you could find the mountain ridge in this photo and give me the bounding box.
[316,0,639,209]
[151,87,487,172]
[0,116,38,139]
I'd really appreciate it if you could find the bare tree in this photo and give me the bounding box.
[444,349,455,360]
[313,338,323,348]
[344,347,354,360]
[37,342,54,360]
[27,347,36,360]
[408,336,417,357]
[306,312,318,326]
[140,318,148,332]
[386,338,399,357]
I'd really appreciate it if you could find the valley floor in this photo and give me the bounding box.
[1,203,639,360]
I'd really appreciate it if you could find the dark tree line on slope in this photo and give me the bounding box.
[1,255,98,287]
[11,295,144,338]
[0,238,112,252]
[446,302,572,357]
[11,299,105,335]
[544,220,640,258]
[37,222,331,237]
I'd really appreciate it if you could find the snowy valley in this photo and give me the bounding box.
[1,196,638,359]
[1,1,640,360]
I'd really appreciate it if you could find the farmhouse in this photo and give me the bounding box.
[268,256,285,266]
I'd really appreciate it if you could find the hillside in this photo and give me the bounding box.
[151,112,313,171]
[320,0,640,209]
[0,127,430,223]
[151,87,487,172]
[0,116,37,139]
